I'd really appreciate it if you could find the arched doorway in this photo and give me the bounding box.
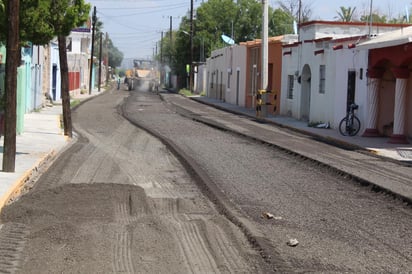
[300,64,311,121]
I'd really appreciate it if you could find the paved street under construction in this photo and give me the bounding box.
[0,88,411,273]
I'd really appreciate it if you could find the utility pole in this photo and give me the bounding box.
[105,32,109,86]
[2,0,20,172]
[98,32,102,92]
[189,0,194,93]
[261,0,268,90]
[170,16,172,65]
[160,31,163,64]
[89,6,97,95]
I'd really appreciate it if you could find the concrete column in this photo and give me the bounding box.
[362,68,384,137]
[389,67,409,144]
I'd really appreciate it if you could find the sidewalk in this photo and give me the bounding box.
[0,89,103,210]
[191,96,412,164]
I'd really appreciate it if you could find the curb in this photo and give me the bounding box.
[172,95,411,204]
[0,88,107,213]
[189,96,412,167]
[0,150,57,211]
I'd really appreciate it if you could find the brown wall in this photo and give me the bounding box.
[243,38,284,115]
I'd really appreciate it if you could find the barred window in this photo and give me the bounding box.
[319,65,326,94]
[287,75,294,99]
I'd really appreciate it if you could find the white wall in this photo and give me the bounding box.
[331,48,368,129]
[49,42,61,102]
[225,45,246,106]
[206,48,225,100]
[280,22,375,130]
[280,46,299,117]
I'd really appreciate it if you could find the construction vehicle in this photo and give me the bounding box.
[125,59,158,91]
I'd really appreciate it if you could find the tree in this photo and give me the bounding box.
[277,0,312,23]
[169,0,297,89]
[0,0,57,172]
[234,0,262,42]
[92,18,123,71]
[360,13,388,23]
[2,0,19,172]
[49,0,90,138]
[270,8,294,36]
[335,6,356,22]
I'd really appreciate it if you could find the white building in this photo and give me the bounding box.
[206,45,247,106]
[280,21,408,131]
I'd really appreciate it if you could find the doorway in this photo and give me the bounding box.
[300,64,311,121]
[346,70,356,111]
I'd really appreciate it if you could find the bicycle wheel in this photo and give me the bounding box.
[349,116,361,136]
[339,116,360,136]
[338,117,349,136]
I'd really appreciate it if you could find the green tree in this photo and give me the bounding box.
[195,0,237,48]
[49,0,90,138]
[108,39,123,68]
[270,8,294,36]
[93,18,123,69]
[168,0,298,89]
[360,13,388,23]
[0,0,56,46]
[0,0,58,171]
[335,6,356,22]
[234,0,262,42]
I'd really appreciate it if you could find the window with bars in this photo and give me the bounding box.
[319,65,326,94]
[287,75,294,99]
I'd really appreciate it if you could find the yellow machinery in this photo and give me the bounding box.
[125,59,158,91]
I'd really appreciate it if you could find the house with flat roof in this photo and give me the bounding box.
[280,21,410,138]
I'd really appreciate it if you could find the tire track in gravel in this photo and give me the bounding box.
[0,90,268,273]
[0,223,28,273]
[121,92,287,272]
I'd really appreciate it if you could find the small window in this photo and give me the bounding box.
[287,75,294,99]
[227,71,231,89]
[66,37,72,52]
[319,65,326,94]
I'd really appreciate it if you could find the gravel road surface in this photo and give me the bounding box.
[0,89,266,273]
[122,90,412,273]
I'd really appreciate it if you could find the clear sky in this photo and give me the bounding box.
[86,0,410,61]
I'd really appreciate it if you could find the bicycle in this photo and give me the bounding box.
[339,103,360,136]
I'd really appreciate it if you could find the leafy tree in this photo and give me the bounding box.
[0,0,56,46]
[360,13,388,23]
[168,0,299,89]
[93,18,123,69]
[49,0,90,138]
[335,6,356,22]
[270,8,294,36]
[234,0,262,42]
[108,40,123,68]
[0,0,58,171]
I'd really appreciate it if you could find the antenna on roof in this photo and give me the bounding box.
[368,0,373,37]
[293,20,298,35]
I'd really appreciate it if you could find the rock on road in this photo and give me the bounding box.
[0,89,266,273]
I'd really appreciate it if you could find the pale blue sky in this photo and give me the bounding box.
[87,0,410,60]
